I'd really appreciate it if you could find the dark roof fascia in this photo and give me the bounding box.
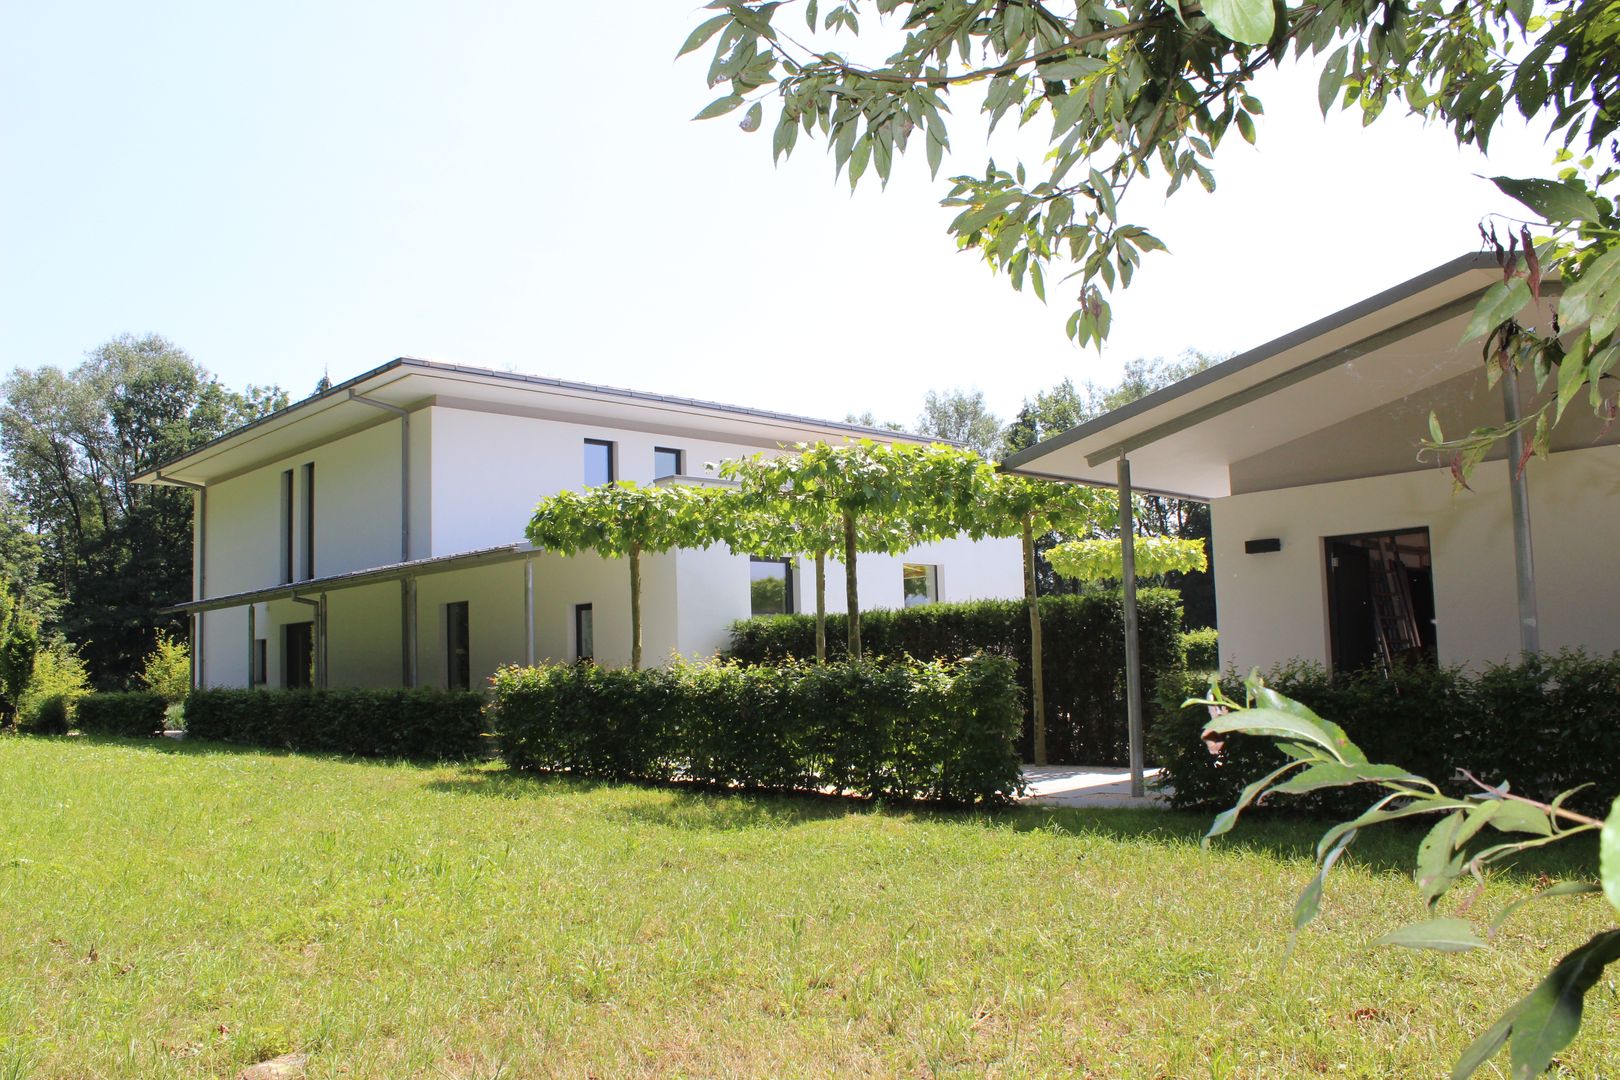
[138,357,954,485]
[1001,252,1498,472]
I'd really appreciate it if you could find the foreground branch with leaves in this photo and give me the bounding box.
[1196,671,1619,1079]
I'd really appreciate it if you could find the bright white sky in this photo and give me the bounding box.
[0,1,1557,429]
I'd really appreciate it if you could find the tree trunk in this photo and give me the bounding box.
[1023,513,1047,766]
[842,510,860,661]
[629,542,642,671]
[814,549,827,663]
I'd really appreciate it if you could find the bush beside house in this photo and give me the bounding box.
[727,592,1184,764]
[74,692,168,737]
[184,688,486,760]
[1153,652,1620,816]
[492,654,1025,806]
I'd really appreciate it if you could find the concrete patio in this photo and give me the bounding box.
[1020,765,1168,808]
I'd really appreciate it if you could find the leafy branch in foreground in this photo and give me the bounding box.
[1195,670,1620,1079]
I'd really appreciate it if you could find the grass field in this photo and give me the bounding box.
[1,735,1615,1078]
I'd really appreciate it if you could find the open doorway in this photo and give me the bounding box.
[1325,528,1437,674]
[284,622,314,688]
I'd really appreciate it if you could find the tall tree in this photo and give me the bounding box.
[680,1,1620,468]
[0,335,287,684]
[915,388,1003,458]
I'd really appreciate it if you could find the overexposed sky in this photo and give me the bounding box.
[0,1,1557,428]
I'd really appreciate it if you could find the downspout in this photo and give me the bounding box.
[348,390,412,563]
[1501,375,1540,655]
[160,473,207,689]
[1117,453,1145,799]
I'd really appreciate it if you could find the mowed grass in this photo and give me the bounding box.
[1,738,1615,1079]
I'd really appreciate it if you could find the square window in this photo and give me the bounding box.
[750,557,794,616]
[902,563,938,607]
[584,440,615,487]
[654,447,683,480]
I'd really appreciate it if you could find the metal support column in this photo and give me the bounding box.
[317,592,329,689]
[524,557,536,666]
[1118,453,1146,798]
[401,578,418,687]
[1502,374,1540,655]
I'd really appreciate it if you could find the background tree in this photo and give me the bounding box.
[843,410,905,432]
[526,483,717,669]
[0,581,41,726]
[958,471,1113,764]
[681,0,1620,469]
[915,388,1002,458]
[0,335,286,684]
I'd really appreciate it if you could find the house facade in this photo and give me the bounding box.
[137,360,1022,690]
[1005,253,1620,675]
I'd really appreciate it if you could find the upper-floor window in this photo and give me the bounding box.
[750,557,794,616]
[280,469,294,584]
[902,563,938,607]
[654,446,684,480]
[584,439,615,487]
[301,462,316,580]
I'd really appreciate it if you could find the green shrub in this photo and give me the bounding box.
[184,688,487,760]
[1151,652,1620,816]
[15,640,91,735]
[727,591,1184,765]
[74,692,168,737]
[1180,627,1219,671]
[491,654,1025,806]
[137,632,191,702]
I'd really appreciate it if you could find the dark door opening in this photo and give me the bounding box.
[284,622,314,688]
[1326,528,1437,674]
[446,601,470,690]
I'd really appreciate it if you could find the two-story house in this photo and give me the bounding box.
[136,358,1023,691]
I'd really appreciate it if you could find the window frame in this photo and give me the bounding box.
[901,563,939,607]
[300,461,316,580]
[280,469,294,584]
[653,446,684,480]
[445,600,471,691]
[583,439,616,486]
[574,603,594,662]
[749,556,796,616]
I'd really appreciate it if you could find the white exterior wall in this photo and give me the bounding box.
[1211,443,1620,673]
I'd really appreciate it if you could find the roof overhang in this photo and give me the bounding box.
[1002,253,1542,499]
[137,357,950,489]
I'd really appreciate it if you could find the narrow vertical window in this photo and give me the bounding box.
[280,469,294,584]
[653,447,683,480]
[583,440,615,486]
[284,623,313,689]
[575,603,594,663]
[251,639,268,686]
[445,601,471,690]
[301,462,315,580]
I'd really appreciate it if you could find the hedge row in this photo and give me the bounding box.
[491,654,1025,805]
[727,591,1184,764]
[184,688,486,760]
[1152,651,1620,816]
[75,692,168,737]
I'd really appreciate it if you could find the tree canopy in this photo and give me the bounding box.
[915,388,1002,457]
[1047,534,1208,582]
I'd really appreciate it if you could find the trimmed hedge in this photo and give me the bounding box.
[1152,652,1620,816]
[75,692,167,737]
[491,654,1025,806]
[727,591,1184,764]
[1180,628,1220,672]
[184,688,486,760]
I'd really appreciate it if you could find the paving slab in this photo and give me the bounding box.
[1020,764,1169,808]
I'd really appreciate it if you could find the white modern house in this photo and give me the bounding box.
[1006,253,1620,676]
[136,359,1022,691]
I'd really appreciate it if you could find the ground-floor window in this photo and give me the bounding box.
[445,601,470,690]
[749,557,794,616]
[251,639,267,686]
[1325,527,1437,674]
[575,603,594,662]
[902,563,939,607]
[284,622,313,688]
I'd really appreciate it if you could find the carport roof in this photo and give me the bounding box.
[1002,253,1518,500]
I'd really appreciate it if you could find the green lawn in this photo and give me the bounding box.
[1,737,1615,1078]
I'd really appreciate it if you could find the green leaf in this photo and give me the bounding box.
[1269,761,1416,795]
[1601,794,1620,914]
[1202,703,1361,765]
[1560,247,1620,340]
[1201,0,1275,44]
[1203,759,1307,844]
[1489,881,1601,937]
[693,93,745,121]
[1294,826,1355,934]
[676,13,732,58]
[1416,811,1468,906]
[739,101,763,133]
[1460,277,1531,343]
[1506,930,1620,1079]
[1318,45,1349,115]
[1488,799,1553,837]
[1489,176,1602,223]
[1375,917,1486,953]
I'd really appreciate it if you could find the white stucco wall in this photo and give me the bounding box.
[1211,443,1620,672]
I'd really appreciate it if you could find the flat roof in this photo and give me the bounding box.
[1002,253,1527,498]
[137,356,949,487]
